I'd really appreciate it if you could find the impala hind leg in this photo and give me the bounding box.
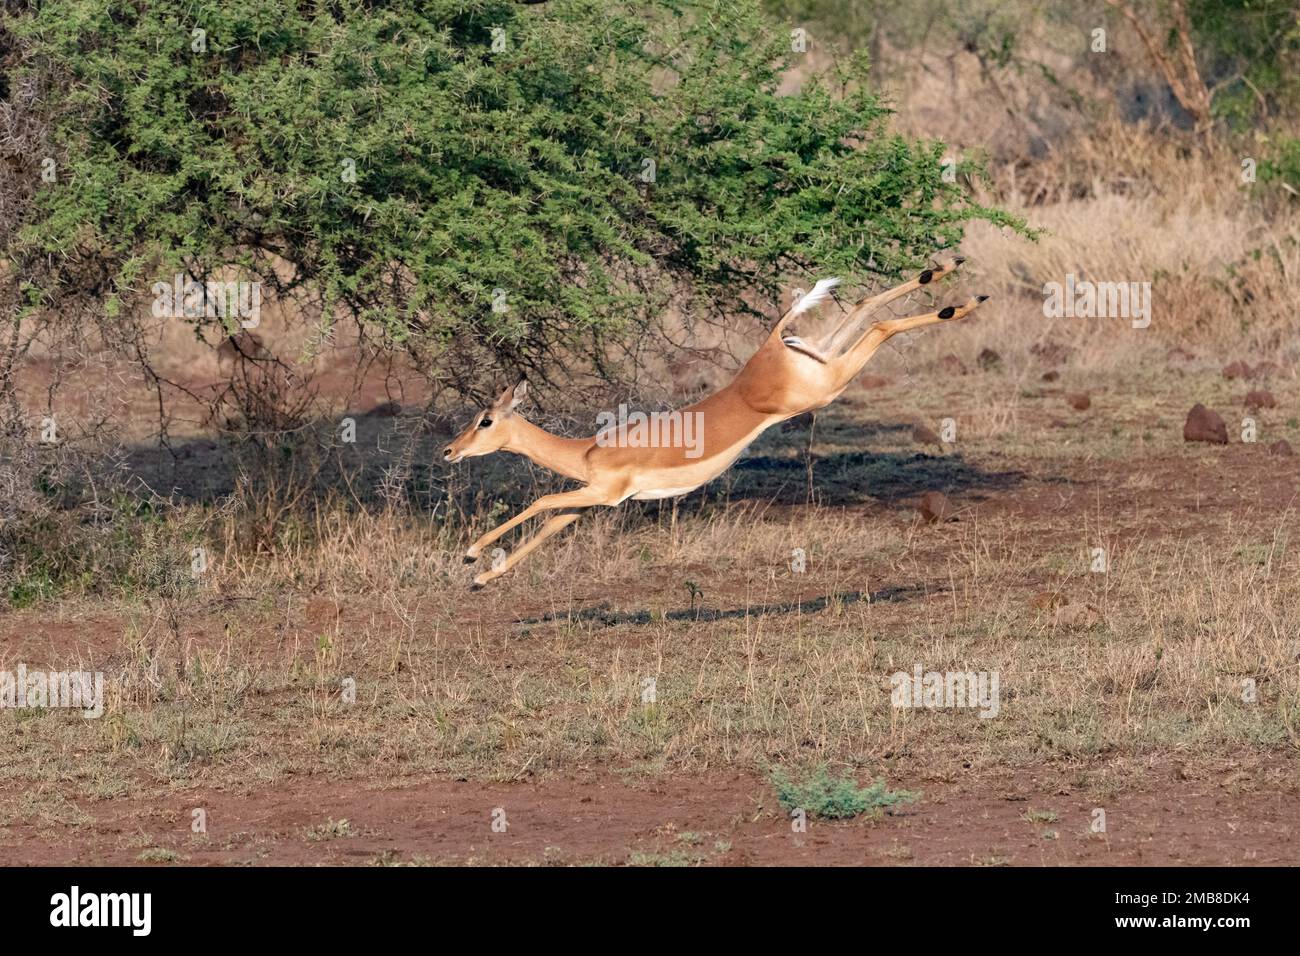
[470,510,584,589]
[831,295,990,391]
[464,484,620,562]
[820,257,966,355]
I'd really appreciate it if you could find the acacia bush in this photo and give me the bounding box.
[4,0,1018,402]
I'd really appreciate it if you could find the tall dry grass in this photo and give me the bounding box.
[4,476,1295,802]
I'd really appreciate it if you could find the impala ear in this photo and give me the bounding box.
[493,380,528,414]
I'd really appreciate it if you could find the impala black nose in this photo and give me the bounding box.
[443,446,453,458]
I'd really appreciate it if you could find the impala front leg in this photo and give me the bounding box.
[470,510,585,590]
[464,484,620,563]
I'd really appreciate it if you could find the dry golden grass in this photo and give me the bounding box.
[3,354,1297,814]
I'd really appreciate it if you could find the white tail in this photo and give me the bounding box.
[790,277,840,318]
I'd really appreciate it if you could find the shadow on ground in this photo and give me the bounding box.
[117,413,1029,515]
[515,584,937,628]
[727,450,1026,505]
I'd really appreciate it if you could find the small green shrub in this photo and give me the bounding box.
[6,569,56,608]
[1260,137,1300,193]
[771,765,918,819]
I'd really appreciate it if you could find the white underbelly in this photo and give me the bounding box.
[622,420,779,503]
[630,486,700,501]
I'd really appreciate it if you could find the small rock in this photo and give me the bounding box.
[1166,347,1195,362]
[1066,392,1091,411]
[1183,403,1228,444]
[857,375,891,390]
[1222,360,1252,380]
[1244,389,1276,410]
[1041,370,1060,383]
[1268,439,1295,457]
[918,491,954,524]
[977,348,1003,371]
[940,354,967,376]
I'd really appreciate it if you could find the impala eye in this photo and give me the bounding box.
[479,416,493,428]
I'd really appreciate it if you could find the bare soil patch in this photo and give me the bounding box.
[3,762,1294,866]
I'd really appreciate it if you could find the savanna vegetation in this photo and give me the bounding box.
[1,0,1297,865]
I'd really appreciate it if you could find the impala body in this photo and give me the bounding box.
[446,259,987,588]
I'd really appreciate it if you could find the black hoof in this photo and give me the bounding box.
[469,581,485,592]
[463,554,477,564]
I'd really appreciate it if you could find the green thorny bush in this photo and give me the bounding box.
[4,0,1022,401]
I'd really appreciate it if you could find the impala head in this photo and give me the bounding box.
[444,381,528,463]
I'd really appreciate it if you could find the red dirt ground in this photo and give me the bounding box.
[3,762,1295,866]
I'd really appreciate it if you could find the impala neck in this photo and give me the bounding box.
[503,417,592,482]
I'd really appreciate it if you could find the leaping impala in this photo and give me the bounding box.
[445,257,988,588]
